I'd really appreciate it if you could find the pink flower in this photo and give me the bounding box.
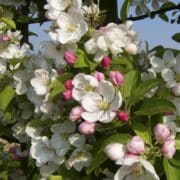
[117,111,128,122]
[161,139,176,159]
[64,51,77,65]
[109,71,124,86]
[78,121,96,135]
[172,83,180,96]
[102,56,111,68]
[127,136,145,155]
[65,79,73,90]
[62,90,72,100]
[94,71,105,81]
[154,123,171,142]
[69,106,84,121]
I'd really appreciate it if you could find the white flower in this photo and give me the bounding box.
[82,3,100,19]
[72,73,99,102]
[50,121,85,156]
[150,50,179,88]
[30,136,55,165]
[56,10,88,44]
[114,159,159,180]
[45,0,82,19]
[66,148,92,171]
[81,81,122,123]
[40,162,58,178]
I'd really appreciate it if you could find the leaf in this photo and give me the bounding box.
[159,13,169,22]
[0,86,15,111]
[135,98,176,116]
[131,79,164,101]
[49,80,65,99]
[121,70,140,99]
[120,0,131,21]
[111,57,133,70]
[0,18,16,29]
[26,119,45,128]
[49,175,62,180]
[86,151,107,175]
[74,50,89,68]
[133,121,152,145]
[163,158,180,180]
[172,33,180,43]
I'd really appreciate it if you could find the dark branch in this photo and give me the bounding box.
[117,3,180,23]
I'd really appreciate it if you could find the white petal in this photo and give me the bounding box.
[110,91,123,111]
[98,81,114,103]
[161,68,174,82]
[150,56,165,73]
[163,50,175,67]
[82,92,101,112]
[31,78,47,95]
[81,111,103,122]
[57,12,71,29]
[69,133,85,148]
[99,111,116,123]
[97,36,108,51]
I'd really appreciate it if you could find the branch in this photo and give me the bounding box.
[117,3,180,23]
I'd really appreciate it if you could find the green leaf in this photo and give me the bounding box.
[0,86,15,111]
[26,119,45,128]
[120,0,131,21]
[49,175,62,180]
[0,17,16,29]
[163,158,180,180]
[49,80,65,99]
[121,70,140,99]
[131,79,164,101]
[133,121,152,145]
[172,33,180,43]
[74,50,89,68]
[111,57,133,70]
[86,151,107,175]
[135,98,176,116]
[159,13,169,22]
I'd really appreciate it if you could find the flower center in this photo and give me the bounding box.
[98,100,109,110]
[131,163,143,177]
[84,85,94,92]
[67,24,77,33]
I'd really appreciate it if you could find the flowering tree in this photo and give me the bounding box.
[0,0,179,179]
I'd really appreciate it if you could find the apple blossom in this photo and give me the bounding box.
[64,51,77,64]
[117,111,129,122]
[154,123,171,142]
[63,90,72,100]
[127,136,145,155]
[102,56,111,68]
[109,71,124,86]
[93,71,105,81]
[161,139,176,159]
[81,81,122,123]
[69,106,84,121]
[78,122,96,135]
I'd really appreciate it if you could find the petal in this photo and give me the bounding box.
[163,50,175,67]
[99,111,116,123]
[30,78,47,95]
[81,111,103,122]
[57,12,71,28]
[110,91,123,111]
[140,159,160,180]
[114,166,132,180]
[82,92,102,112]
[97,36,108,51]
[161,68,174,82]
[150,56,165,73]
[94,50,107,62]
[98,81,114,103]
[72,89,85,102]
[69,133,85,148]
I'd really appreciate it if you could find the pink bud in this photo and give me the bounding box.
[154,123,171,142]
[78,121,96,135]
[65,79,73,90]
[102,56,111,68]
[69,106,84,121]
[64,51,77,65]
[127,136,145,155]
[94,71,105,81]
[117,111,128,122]
[172,83,180,96]
[2,34,10,42]
[99,26,107,32]
[109,71,124,86]
[62,90,72,100]
[161,139,176,159]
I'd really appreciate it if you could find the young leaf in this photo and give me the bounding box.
[120,0,131,21]
[49,175,62,180]
[135,98,176,116]
[0,86,15,111]
[0,18,16,29]
[172,33,180,43]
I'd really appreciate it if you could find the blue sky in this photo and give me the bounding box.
[29,0,180,51]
